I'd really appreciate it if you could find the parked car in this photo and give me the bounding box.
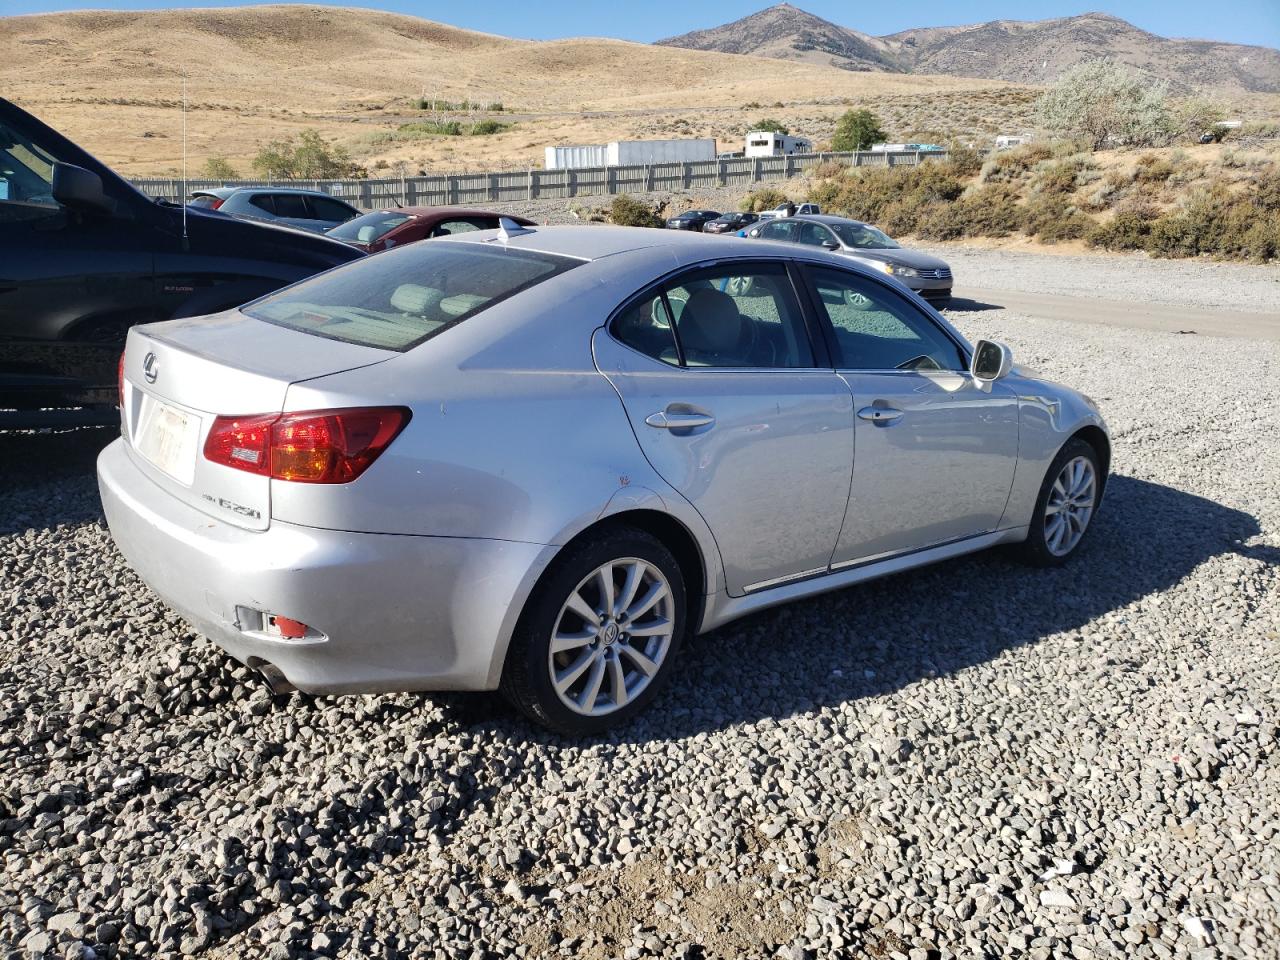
[702,212,759,235]
[101,224,1109,735]
[327,207,536,253]
[188,187,361,233]
[747,214,953,306]
[735,210,775,236]
[773,202,821,216]
[665,209,720,232]
[0,98,363,427]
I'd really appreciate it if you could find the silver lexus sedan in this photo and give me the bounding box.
[99,223,1109,735]
[747,214,954,307]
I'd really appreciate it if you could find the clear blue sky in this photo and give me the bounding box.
[4,0,1278,48]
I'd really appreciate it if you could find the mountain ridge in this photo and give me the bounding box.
[657,4,1280,92]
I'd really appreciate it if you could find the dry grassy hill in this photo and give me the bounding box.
[1,4,1023,176]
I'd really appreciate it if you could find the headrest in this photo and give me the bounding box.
[680,288,742,355]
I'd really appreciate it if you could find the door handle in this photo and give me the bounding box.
[645,409,715,430]
[857,405,904,424]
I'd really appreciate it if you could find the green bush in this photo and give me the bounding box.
[1023,196,1091,242]
[1087,202,1158,251]
[1036,59,1177,148]
[740,187,788,212]
[610,195,663,228]
[952,185,1023,237]
[831,109,887,152]
[399,120,463,137]
[202,156,238,180]
[469,119,509,136]
[251,129,363,179]
[750,118,789,134]
[1134,153,1175,183]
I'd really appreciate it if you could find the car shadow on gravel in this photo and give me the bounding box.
[0,427,116,536]
[459,474,1273,743]
[942,296,1004,313]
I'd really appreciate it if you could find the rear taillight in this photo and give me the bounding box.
[117,351,125,407]
[202,407,410,484]
[209,198,224,210]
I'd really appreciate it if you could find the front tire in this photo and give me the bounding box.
[1017,438,1102,567]
[501,528,687,736]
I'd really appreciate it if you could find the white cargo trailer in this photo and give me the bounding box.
[544,139,716,170]
[744,131,813,157]
[544,144,609,170]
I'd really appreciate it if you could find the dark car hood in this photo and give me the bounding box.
[172,205,364,270]
[840,246,949,270]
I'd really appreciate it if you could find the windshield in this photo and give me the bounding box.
[327,210,413,244]
[244,242,581,351]
[831,222,900,249]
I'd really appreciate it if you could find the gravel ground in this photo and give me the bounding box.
[2,255,1279,960]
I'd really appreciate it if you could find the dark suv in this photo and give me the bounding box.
[0,99,363,426]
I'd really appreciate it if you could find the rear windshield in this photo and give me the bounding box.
[328,210,412,244]
[243,241,581,351]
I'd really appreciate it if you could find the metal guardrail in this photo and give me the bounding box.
[130,150,948,208]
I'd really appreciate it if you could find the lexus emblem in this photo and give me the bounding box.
[142,352,159,384]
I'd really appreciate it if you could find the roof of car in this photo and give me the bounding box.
[382,207,535,221]
[223,186,354,199]
[785,214,870,227]
[442,224,764,261]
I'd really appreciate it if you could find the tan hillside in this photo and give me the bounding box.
[1,4,1023,176]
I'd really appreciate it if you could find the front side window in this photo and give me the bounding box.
[245,244,581,351]
[806,266,965,372]
[0,120,58,208]
[611,263,815,369]
[798,222,833,247]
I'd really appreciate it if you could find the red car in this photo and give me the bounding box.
[325,207,537,253]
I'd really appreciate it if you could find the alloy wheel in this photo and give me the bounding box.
[547,558,676,717]
[1044,455,1097,556]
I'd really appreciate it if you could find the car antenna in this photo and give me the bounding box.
[181,71,189,251]
[496,216,534,242]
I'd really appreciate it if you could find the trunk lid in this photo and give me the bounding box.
[120,309,391,530]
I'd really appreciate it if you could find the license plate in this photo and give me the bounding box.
[135,397,199,485]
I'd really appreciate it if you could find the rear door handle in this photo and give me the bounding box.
[645,409,715,430]
[857,405,904,424]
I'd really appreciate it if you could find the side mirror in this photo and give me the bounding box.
[821,240,840,250]
[971,339,1013,383]
[52,162,115,216]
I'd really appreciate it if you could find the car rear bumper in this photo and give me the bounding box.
[97,438,556,694]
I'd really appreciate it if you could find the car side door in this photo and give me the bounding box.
[799,264,1020,566]
[757,219,798,244]
[0,115,157,410]
[593,259,854,596]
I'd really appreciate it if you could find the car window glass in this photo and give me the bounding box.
[245,245,581,352]
[611,293,679,366]
[761,220,797,242]
[798,222,831,246]
[807,267,965,372]
[309,196,357,222]
[433,219,482,237]
[270,194,310,219]
[248,194,276,215]
[328,211,411,243]
[0,120,60,209]
[664,263,813,369]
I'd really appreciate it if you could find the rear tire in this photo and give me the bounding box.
[1017,438,1102,568]
[501,527,687,736]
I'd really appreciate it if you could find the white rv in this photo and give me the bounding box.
[744,131,813,158]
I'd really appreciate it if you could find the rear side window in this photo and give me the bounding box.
[309,196,358,222]
[270,193,310,218]
[248,194,276,215]
[612,262,814,369]
[244,243,581,351]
